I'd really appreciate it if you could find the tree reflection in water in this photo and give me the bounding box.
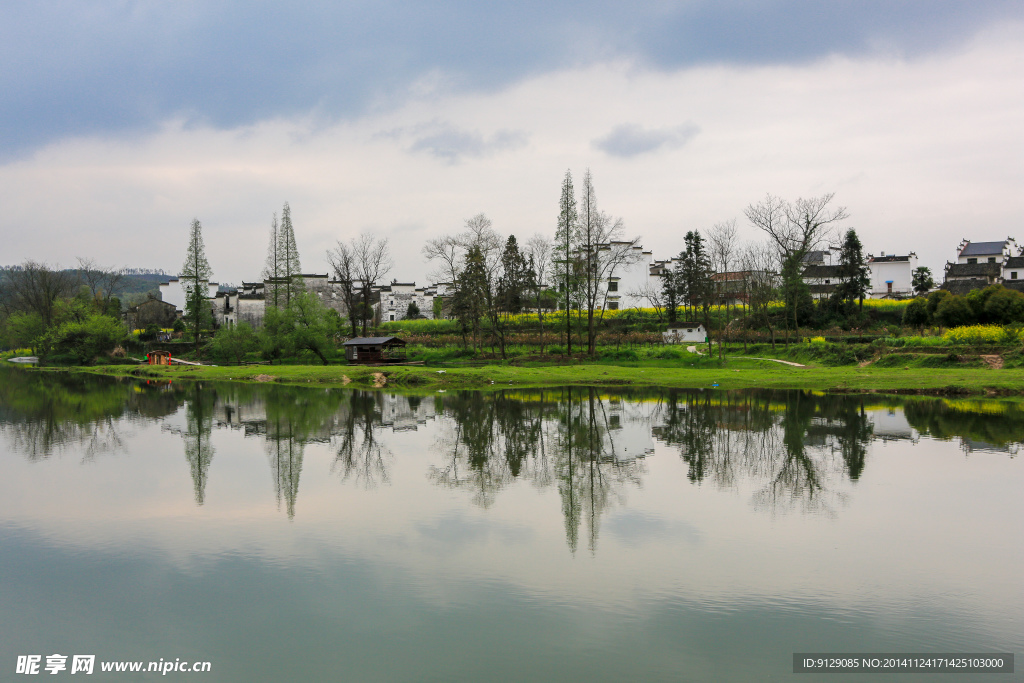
[331,391,391,489]
[4,369,1024,536]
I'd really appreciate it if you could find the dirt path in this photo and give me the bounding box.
[980,354,1004,369]
[735,357,808,368]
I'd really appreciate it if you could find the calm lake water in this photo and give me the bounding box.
[1,369,1020,682]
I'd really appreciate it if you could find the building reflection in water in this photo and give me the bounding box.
[2,369,1022,547]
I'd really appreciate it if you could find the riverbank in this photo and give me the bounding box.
[35,358,1024,395]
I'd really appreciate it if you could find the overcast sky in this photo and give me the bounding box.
[2,1,1023,283]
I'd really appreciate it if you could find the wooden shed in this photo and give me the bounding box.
[343,336,407,364]
[147,350,172,365]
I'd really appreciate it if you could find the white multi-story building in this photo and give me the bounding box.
[866,252,918,298]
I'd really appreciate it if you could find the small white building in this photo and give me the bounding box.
[866,252,918,298]
[663,323,707,344]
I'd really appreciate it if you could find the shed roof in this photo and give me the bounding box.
[343,336,405,346]
[667,322,704,329]
[959,241,1007,256]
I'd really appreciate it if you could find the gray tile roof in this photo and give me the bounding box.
[945,263,1000,278]
[959,241,1006,256]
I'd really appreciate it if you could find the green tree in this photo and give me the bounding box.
[679,231,715,354]
[834,228,870,313]
[405,300,420,319]
[494,235,531,357]
[983,287,1024,324]
[927,289,950,317]
[902,297,930,332]
[553,169,579,354]
[452,246,489,350]
[181,218,213,354]
[934,294,974,328]
[661,261,681,324]
[912,266,934,296]
[209,322,259,364]
[289,290,335,365]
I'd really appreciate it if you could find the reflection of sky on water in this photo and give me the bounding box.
[0,374,1021,681]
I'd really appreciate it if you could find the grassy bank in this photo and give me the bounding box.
[40,357,1024,396]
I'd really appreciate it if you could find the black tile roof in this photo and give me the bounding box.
[945,263,1000,278]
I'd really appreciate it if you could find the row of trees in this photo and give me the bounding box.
[0,259,132,361]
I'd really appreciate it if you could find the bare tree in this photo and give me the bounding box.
[577,170,641,355]
[744,193,847,336]
[740,242,781,349]
[353,235,392,336]
[708,219,738,360]
[325,240,362,337]
[526,233,553,353]
[422,213,503,332]
[1,261,79,329]
[76,257,126,310]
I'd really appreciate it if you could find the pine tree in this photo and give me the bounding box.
[276,202,303,307]
[835,228,871,313]
[553,170,578,355]
[181,218,213,353]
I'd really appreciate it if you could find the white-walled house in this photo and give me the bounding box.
[601,244,654,311]
[663,323,707,343]
[158,278,219,313]
[866,252,918,298]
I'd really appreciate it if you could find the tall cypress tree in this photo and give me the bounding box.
[277,202,303,307]
[181,218,213,353]
[554,170,578,354]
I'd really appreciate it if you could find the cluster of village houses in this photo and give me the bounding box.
[125,237,1024,332]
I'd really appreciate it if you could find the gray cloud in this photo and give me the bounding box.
[593,123,700,158]
[0,1,1020,156]
[409,125,528,163]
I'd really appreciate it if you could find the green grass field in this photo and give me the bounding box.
[46,356,1024,396]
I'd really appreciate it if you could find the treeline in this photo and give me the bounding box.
[902,285,1024,330]
[0,260,132,362]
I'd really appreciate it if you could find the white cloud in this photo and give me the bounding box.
[1,26,1022,286]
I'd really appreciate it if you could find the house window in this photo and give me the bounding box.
[389,314,394,321]
[824,279,830,285]
[687,329,693,333]
[607,281,618,292]
[988,257,996,263]
[608,302,618,310]
[968,258,977,264]
[1013,272,1018,280]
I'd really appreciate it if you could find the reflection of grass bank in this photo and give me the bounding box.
[44,359,1024,396]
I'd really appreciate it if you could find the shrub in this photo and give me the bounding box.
[942,325,1020,346]
[934,295,975,328]
[48,314,129,364]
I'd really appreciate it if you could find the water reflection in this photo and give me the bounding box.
[2,368,1021,541]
